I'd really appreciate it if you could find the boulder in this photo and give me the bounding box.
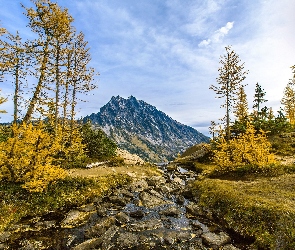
[116,232,139,249]
[128,219,163,232]
[60,210,96,229]
[140,192,172,208]
[201,232,231,249]
[85,216,116,239]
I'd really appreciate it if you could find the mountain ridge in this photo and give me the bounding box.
[84,95,209,162]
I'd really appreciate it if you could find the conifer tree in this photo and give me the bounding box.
[253,82,267,118]
[210,46,248,140]
[281,66,295,124]
[22,0,74,124]
[234,86,248,121]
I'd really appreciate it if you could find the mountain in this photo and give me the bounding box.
[83,95,209,162]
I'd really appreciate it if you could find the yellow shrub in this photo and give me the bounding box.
[0,122,67,192]
[213,122,276,171]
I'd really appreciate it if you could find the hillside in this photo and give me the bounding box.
[83,96,209,162]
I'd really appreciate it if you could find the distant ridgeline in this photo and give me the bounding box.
[83,96,209,162]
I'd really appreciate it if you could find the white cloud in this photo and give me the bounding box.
[198,21,234,47]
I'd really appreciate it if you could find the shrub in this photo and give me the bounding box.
[0,122,67,192]
[213,122,276,171]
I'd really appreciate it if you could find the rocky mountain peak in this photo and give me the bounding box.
[84,96,209,162]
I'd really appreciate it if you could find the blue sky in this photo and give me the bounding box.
[0,0,294,136]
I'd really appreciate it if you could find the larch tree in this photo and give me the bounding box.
[67,32,96,141]
[281,66,295,124]
[22,0,74,124]
[210,45,249,140]
[5,32,30,123]
[234,85,248,122]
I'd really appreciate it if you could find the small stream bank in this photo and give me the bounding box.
[0,163,254,249]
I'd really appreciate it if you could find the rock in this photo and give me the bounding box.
[0,232,11,243]
[96,205,108,217]
[34,220,56,230]
[201,232,231,249]
[119,190,134,199]
[140,191,172,208]
[116,232,139,249]
[175,195,185,205]
[173,177,184,185]
[108,195,128,207]
[115,211,130,224]
[128,219,163,232]
[129,210,145,218]
[78,203,96,212]
[129,179,149,192]
[0,243,8,250]
[72,238,102,250]
[186,202,204,217]
[100,225,119,249]
[182,188,194,199]
[147,176,166,186]
[60,210,96,229]
[221,244,241,250]
[167,164,178,171]
[85,216,116,239]
[159,206,181,217]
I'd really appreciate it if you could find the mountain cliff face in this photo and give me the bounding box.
[84,96,209,162]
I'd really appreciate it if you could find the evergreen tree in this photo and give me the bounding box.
[281,67,295,124]
[210,45,249,140]
[253,82,267,118]
[234,86,248,121]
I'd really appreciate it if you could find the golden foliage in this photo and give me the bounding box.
[213,122,275,170]
[0,122,67,192]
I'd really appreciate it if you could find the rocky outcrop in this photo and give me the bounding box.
[1,163,254,249]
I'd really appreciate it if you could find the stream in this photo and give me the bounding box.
[0,163,254,250]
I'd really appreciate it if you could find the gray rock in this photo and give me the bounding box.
[108,195,128,206]
[147,176,166,186]
[159,206,181,217]
[167,164,178,171]
[140,191,172,208]
[129,179,149,192]
[221,244,241,250]
[34,220,56,230]
[0,232,11,243]
[85,216,116,238]
[129,210,145,218]
[115,211,130,224]
[60,210,96,228]
[116,232,139,249]
[128,219,163,231]
[72,238,102,250]
[201,232,231,249]
[100,225,119,249]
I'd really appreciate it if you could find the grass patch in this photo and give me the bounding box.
[0,174,131,232]
[193,173,295,249]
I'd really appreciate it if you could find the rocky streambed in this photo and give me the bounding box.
[0,164,253,250]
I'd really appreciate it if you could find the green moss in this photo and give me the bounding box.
[193,174,295,249]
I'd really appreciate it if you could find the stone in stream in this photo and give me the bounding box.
[159,205,181,217]
[60,210,97,229]
[128,219,163,232]
[201,231,231,249]
[129,179,149,192]
[115,211,130,224]
[129,210,145,218]
[146,176,166,186]
[116,232,139,249]
[139,191,173,208]
[85,216,116,239]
